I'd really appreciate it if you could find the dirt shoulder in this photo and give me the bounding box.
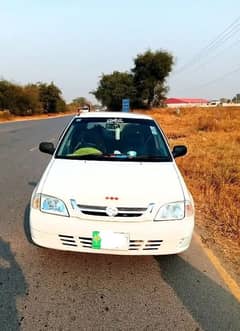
[0,111,75,124]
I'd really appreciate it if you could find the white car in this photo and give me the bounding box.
[30,112,194,255]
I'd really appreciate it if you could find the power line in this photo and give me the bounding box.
[190,65,240,90]
[172,64,240,96]
[177,17,240,72]
[174,16,240,75]
[199,24,240,58]
[175,25,240,75]
[182,38,240,74]
[195,19,240,55]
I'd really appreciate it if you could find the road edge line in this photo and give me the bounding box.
[194,232,240,302]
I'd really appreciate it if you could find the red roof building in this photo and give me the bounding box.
[165,98,208,107]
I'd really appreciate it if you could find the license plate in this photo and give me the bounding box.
[92,231,129,250]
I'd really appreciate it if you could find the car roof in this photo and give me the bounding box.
[75,111,153,120]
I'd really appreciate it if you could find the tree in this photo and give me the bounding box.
[151,83,169,107]
[232,93,240,103]
[71,96,92,111]
[91,71,137,111]
[92,49,174,110]
[23,84,43,114]
[38,82,66,113]
[0,80,41,115]
[0,80,20,112]
[0,80,66,115]
[72,97,88,106]
[132,50,174,108]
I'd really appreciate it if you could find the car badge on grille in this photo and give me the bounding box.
[106,206,118,217]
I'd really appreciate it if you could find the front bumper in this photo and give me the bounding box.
[30,209,194,255]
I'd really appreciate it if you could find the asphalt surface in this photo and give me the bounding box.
[0,116,239,331]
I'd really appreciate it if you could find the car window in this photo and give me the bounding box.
[56,117,172,162]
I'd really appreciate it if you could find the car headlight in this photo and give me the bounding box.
[155,201,185,221]
[41,194,69,216]
[32,194,69,217]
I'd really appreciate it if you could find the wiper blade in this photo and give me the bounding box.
[133,155,171,161]
[61,154,171,161]
[66,154,105,160]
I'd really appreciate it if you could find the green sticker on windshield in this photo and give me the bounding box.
[92,231,101,249]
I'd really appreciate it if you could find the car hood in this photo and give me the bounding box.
[40,159,184,207]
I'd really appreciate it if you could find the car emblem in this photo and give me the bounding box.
[106,206,118,217]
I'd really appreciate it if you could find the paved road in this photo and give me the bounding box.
[0,116,239,331]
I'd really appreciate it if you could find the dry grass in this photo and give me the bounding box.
[142,106,240,273]
[0,110,12,121]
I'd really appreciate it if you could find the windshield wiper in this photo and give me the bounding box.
[65,154,106,160]
[133,155,171,161]
[59,154,171,161]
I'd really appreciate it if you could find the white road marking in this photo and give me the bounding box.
[29,146,38,152]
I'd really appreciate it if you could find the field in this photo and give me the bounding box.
[146,106,240,275]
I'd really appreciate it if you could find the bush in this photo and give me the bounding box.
[0,110,12,121]
[0,80,65,116]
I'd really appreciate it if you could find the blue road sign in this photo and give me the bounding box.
[122,99,130,112]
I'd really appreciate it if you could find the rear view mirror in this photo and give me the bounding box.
[172,145,187,158]
[39,142,55,155]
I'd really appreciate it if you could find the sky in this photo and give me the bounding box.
[0,0,240,103]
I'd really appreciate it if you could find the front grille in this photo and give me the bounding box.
[77,204,147,217]
[77,205,147,217]
[58,235,77,247]
[129,239,163,250]
[79,236,92,248]
[58,235,163,251]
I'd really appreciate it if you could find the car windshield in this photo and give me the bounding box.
[55,117,172,162]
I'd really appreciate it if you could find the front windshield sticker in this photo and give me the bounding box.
[150,126,158,135]
[115,127,121,140]
[106,118,124,124]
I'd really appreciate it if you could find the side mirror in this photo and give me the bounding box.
[39,142,55,155]
[172,145,187,158]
